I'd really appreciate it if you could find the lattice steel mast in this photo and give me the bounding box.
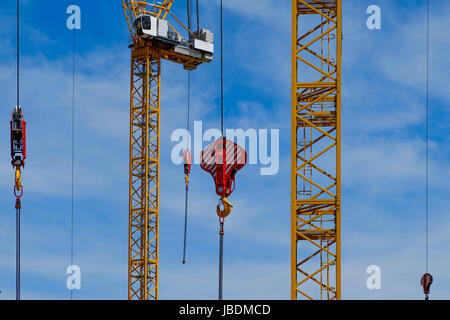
[291,0,342,300]
[122,0,213,300]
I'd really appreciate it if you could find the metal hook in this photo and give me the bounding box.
[216,197,232,219]
[15,168,21,192]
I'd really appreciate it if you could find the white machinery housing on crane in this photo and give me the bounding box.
[133,15,214,60]
[193,29,214,54]
[134,15,170,39]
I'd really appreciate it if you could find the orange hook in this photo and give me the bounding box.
[216,197,232,219]
[15,167,21,192]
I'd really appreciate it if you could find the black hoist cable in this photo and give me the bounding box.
[182,177,189,264]
[15,197,21,301]
[196,0,200,34]
[218,0,224,301]
[182,71,191,265]
[70,23,77,301]
[220,0,224,137]
[196,0,200,33]
[425,0,430,278]
[219,219,224,300]
[188,0,200,34]
[182,0,193,265]
[15,0,21,301]
[187,0,192,37]
[421,0,433,301]
[17,0,20,108]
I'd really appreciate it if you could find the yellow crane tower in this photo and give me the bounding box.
[122,0,214,300]
[291,0,342,300]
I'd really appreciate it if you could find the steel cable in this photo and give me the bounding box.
[182,2,192,265]
[196,0,200,33]
[218,0,225,300]
[70,28,76,301]
[420,0,432,301]
[15,0,21,302]
[219,222,224,300]
[425,0,430,276]
[220,0,224,136]
[182,184,189,264]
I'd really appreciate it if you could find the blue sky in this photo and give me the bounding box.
[0,0,449,300]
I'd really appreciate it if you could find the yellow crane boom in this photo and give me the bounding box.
[291,0,342,300]
[122,0,213,300]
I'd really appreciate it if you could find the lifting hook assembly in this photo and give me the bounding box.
[201,137,247,300]
[421,273,433,300]
[11,105,26,201]
[183,149,192,190]
[200,137,247,198]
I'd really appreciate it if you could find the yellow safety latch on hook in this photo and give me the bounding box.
[15,168,21,192]
[217,197,233,219]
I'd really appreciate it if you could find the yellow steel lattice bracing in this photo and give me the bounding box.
[123,0,212,300]
[291,0,342,300]
[128,53,161,300]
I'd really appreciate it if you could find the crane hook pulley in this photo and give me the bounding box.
[200,137,247,198]
[421,273,433,300]
[11,106,26,196]
[183,149,192,190]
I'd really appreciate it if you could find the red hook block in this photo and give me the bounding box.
[421,273,433,299]
[200,137,247,198]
